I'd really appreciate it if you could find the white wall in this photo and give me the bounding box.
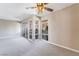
[0,20,20,36]
[44,4,79,51]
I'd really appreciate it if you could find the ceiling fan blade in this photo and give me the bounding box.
[44,3,48,5]
[16,21,22,23]
[26,7,36,9]
[37,3,48,5]
[45,7,53,12]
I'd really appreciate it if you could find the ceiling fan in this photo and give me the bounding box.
[26,3,53,13]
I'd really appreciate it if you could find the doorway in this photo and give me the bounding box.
[21,18,48,41]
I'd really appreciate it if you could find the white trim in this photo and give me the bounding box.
[43,40,79,53]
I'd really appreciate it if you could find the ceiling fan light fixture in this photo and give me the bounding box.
[25,3,53,15]
[37,3,45,13]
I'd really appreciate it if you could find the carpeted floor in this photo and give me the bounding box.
[0,36,79,56]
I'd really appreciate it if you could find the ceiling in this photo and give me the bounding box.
[0,3,74,21]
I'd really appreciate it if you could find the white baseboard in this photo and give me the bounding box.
[43,40,79,53]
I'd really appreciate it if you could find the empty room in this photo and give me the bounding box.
[0,3,79,56]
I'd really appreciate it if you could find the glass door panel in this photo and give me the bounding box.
[29,21,32,39]
[35,20,39,39]
[41,20,48,41]
[25,22,28,39]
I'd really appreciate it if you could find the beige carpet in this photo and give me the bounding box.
[23,40,79,56]
[0,36,79,56]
